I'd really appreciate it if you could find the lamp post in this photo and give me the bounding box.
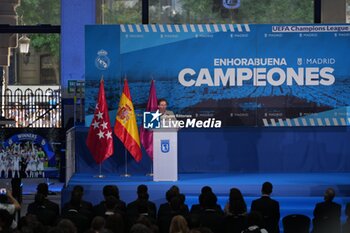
[18,34,30,54]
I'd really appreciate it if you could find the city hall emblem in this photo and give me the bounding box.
[161,140,170,153]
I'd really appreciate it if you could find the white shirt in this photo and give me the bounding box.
[0,203,15,214]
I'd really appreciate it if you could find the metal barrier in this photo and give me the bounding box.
[2,87,61,128]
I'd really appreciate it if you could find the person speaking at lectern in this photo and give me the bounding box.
[158,98,176,126]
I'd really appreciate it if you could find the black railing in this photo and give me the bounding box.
[2,88,61,128]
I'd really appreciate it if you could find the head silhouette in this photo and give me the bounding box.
[261,182,273,195]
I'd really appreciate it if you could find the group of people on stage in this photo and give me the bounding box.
[0,142,46,179]
[0,181,348,233]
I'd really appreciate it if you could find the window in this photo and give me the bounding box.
[97,0,142,24]
[347,0,350,23]
[16,0,60,25]
[15,33,60,85]
[1,0,61,128]
[97,0,314,24]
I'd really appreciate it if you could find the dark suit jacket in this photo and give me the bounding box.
[312,200,341,233]
[198,209,225,233]
[157,202,172,219]
[190,204,223,228]
[27,199,59,226]
[60,209,90,233]
[224,214,248,233]
[62,200,94,223]
[126,199,157,227]
[93,199,127,217]
[158,202,189,219]
[251,195,280,233]
[43,198,60,216]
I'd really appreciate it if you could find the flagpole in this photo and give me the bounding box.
[121,148,131,177]
[93,77,106,179]
[98,163,105,178]
[146,161,153,176]
[94,161,105,178]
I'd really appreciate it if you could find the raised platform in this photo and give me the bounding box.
[62,172,350,222]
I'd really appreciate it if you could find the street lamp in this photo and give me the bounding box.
[18,34,30,54]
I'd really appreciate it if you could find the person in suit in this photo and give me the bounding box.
[190,186,223,228]
[62,185,93,218]
[250,181,280,233]
[27,183,59,225]
[126,184,157,228]
[158,187,190,233]
[158,186,181,219]
[191,186,223,215]
[198,192,224,233]
[60,194,90,233]
[312,187,341,233]
[158,98,176,125]
[93,185,126,217]
[27,193,57,226]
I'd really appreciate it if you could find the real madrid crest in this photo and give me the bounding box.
[95,49,110,70]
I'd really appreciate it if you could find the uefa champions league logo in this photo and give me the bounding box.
[223,0,240,9]
[95,49,110,70]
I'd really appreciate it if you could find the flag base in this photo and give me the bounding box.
[94,174,106,178]
[120,173,131,177]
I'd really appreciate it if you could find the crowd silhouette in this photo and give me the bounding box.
[0,182,349,233]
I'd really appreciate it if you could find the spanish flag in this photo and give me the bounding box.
[114,79,142,162]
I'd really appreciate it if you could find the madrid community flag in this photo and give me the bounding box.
[86,79,114,164]
[140,80,158,159]
[114,79,142,162]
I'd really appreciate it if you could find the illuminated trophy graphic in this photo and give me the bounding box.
[223,0,241,9]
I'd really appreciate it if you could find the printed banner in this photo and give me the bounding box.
[4,133,54,159]
[0,128,63,179]
[85,24,350,127]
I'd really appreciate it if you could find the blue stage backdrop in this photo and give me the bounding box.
[85,24,350,127]
[73,127,350,174]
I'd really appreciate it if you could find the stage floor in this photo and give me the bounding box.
[65,172,350,195]
[62,172,350,221]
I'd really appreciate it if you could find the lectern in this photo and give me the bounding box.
[153,128,178,181]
